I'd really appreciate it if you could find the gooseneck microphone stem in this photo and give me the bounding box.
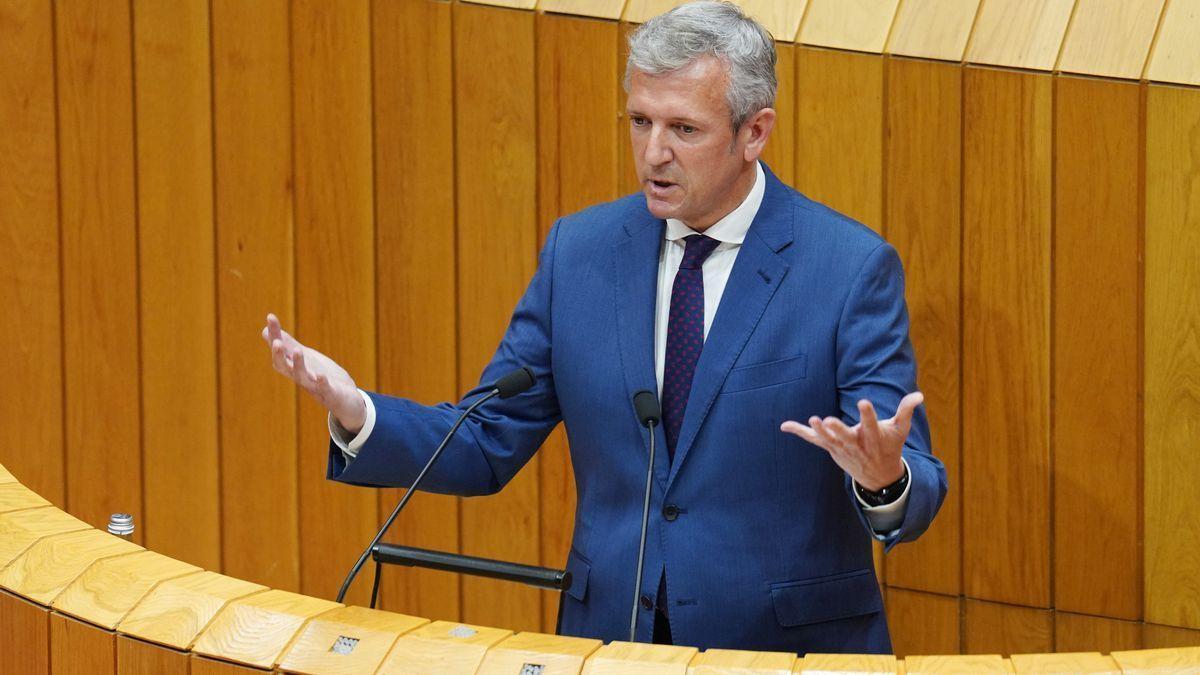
[336,389,499,605]
[630,389,662,643]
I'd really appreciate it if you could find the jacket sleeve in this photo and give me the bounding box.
[326,221,564,496]
[834,242,948,551]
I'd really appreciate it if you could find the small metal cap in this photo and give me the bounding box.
[107,513,134,537]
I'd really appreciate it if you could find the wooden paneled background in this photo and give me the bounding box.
[2,0,1199,656]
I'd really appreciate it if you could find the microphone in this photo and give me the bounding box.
[629,389,661,642]
[335,366,537,605]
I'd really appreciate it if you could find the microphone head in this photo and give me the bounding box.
[632,390,661,427]
[494,366,536,399]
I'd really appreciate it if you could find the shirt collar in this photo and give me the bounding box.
[665,161,765,245]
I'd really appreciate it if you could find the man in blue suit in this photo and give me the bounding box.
[264,1,945,655]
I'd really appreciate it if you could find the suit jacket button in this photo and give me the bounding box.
[640,594,654,610]
[663,504,679,521]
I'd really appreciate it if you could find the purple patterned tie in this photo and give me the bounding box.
[662,234,721,462]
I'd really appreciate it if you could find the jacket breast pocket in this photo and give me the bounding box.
[723,353,808,394]
[769,568,882,627]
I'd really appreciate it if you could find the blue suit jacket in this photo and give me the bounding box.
[329,165,947,654]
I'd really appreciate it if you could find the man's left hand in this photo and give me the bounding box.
[780,392,924,492]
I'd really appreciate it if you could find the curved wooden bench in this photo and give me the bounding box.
[1,462,1198,674]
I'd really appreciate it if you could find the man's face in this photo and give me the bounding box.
[626,56,760,230]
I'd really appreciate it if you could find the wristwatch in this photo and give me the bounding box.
[855,463,909,507]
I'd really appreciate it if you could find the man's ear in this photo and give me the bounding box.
[741,107,776,162]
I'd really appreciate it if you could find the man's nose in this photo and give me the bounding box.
[643,126,673,166]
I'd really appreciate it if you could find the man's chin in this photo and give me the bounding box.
[643,192,679,220]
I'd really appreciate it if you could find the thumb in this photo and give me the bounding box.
[892,391,924,435]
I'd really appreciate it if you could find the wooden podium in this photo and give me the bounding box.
[2,461,1199,674]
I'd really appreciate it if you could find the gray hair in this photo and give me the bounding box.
[624,1,777,131]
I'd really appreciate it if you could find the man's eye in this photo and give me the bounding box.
[678,124,696,134]
[631,116,647,126]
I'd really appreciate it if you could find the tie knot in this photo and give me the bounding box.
[679,234,720,270]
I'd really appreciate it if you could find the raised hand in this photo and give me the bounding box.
[780,392,924,491]
[262,313,367,434]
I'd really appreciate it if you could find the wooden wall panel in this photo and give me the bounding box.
[117,636,190,675]
[55,0,143,536]
[964,599,1053,656]
[291,0,378,606]
[0,591,50,675]
[962,67,1052,608]
[887,588,960,657]
[133,0,220,571]
[1144,84,1200,631]
[737,0,808,43]
[535,12,621,634]
[51,613,115,675]
[795,47,884,231]
[1055,612,1143,653]
[966,0,1075,71]
[1144,0,1200,86]
[886,0,982,62]
[1056,0,1165,80]
[618,22,641,195]
[454,2,541,632]
[539,0,627,21]
[759,43,795,186]
[372,0,460,622]
[0,0,63,506]
[1144,624,1200,649]
[211,0,299,592]
[882,57,962,596]
[798,0,901,54]
[622,0,687,24]
[1052,75,1141,621]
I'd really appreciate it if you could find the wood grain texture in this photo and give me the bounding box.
[1055,612,1143,653]
[0,463,15,483]
[534,11,621,633]
[454,2,542,632]
[737,0,809,43]
[0,507,89,568]
[964,600,1053,657]
[377,619,513,675]
[886,0,982,62]
[133,0,220,573]
[53,551,200,630]
[1144,84,1200,630]
[882,57,962,596]
[371,0,461,623]
[886,588,960,657]
[51,612,116,675]
[116,635,190,675]
[1143,623,1200,649]
[0,590,51,675]
[965,0,1075,71]
[689,648,795,673]
[277,605,427,675]
[1056,0,1165,80]
[797,653,897,673]
[190,655,264,674]
[0,0,64,506]
[582,641,698,675]
[0,529,142,605]
[903,654,1009,674]
[760,42,795,186]
[0,482,52,513]
[116,571,267,651]
[191,589,340,669]
[795,47,884,231]
[1008,652,1119,674]
[55,0,143,540]
[1112,646,1200,673]
[797,0,901,53]
[291,0,378,607]
[961,67,1052,608]
[540,0,627,21]
[618,21,642,196]
[1052,75,1142,621]
[621,0,689,24]
[1144,0,1200,86]
[464,0,537,9]
[211,0,300,592]
[478,631,604,675]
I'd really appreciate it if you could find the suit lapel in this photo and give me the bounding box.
[613,206,671,488]
[667,168,794,489]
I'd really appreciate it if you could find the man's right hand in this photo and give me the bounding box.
[262,313,366,434]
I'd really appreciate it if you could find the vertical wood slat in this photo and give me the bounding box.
[454,2,541,632]
[962,66,1052,608]
[0,0,64,505]
[1144,84,1200,631]
[0,591,50,675]
[885,0,982,62]
[535,12,622,633]
[372,0,461,622]
[965,0,1076,71]
[55,0,143,536]
[759,42,794,186]
[1055,0,1165,80]
[963,599,1054,657]
[1055,611,1143,653]
[211,0,299,591]
[50,612,115,675]
[1052,75,1142,621]
[116,635,190,675]
[133,0,220,571]
[797,0,901,54]
[886,588,961,657]
[291,0,377,606]
[882,57,962,597]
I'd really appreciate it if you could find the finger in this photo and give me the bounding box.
[822,416,859,451]
[810,417,846,453]
[270,339,292,375]
[858,399,882,451]
[892,391,926,434]
[266,313,283,344]
[780,420,821,445]
[293,348,317,387]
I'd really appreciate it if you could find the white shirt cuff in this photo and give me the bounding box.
[855,457,911,536]
[328,389,377,460]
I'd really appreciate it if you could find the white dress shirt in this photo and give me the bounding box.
[332,161,909,534]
